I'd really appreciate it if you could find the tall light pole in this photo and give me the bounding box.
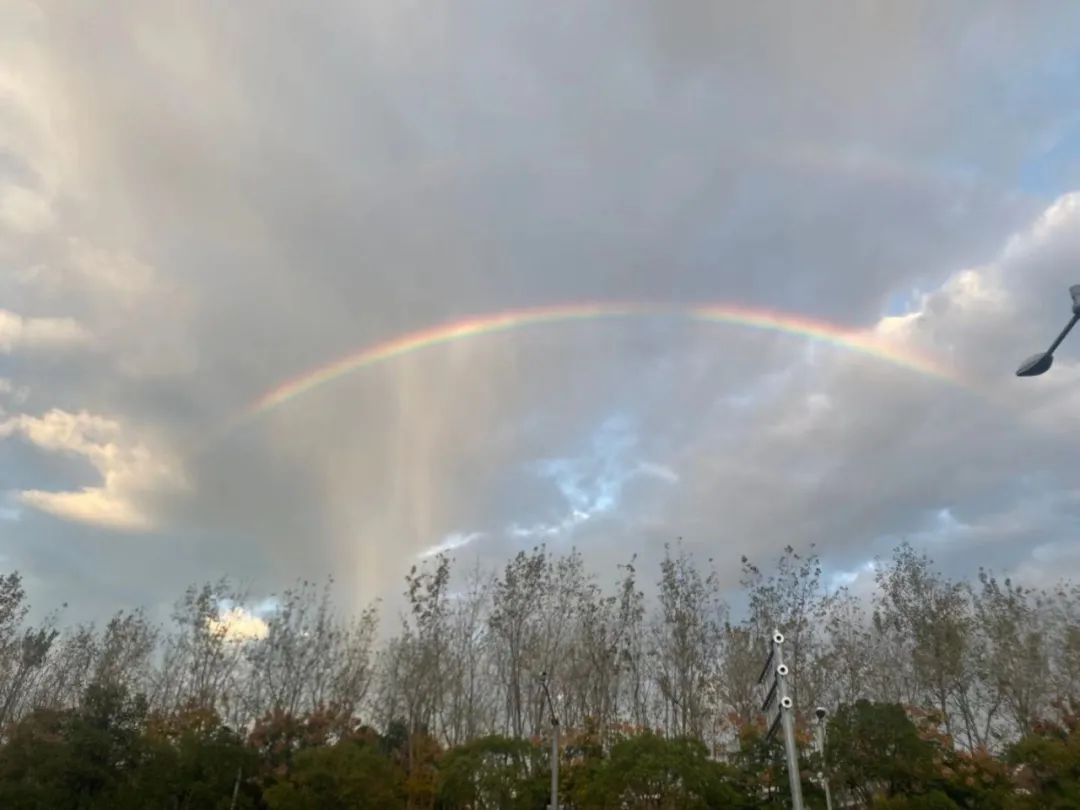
[1017,284,1080,376]
[814,707,834,810]
[759,630,805,810]
[540,672,559,810]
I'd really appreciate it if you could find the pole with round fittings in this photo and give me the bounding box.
[759,630,805,810]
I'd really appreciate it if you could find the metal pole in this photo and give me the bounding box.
[816,721,834,810]
[551,718,560,810]
[540,673,559,810]
[229,767,241,810]
[1047,312,1080,355]
[774,638,805,810]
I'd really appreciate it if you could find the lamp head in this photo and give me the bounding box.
[1017,352,1053,377]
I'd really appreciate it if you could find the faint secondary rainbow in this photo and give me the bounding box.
[241,302,955,424]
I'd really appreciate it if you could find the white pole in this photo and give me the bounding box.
[816,719,834,810]
[774,635,805,810]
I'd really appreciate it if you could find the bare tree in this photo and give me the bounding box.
[715,622,763,731]
[31,623,98,711]
[94,610,157,696]
[325,602,379,722]
[875,544,972,742]
[152,579,249,722]
[372,553,455,780]
[565,566,629,741]
[489,547,550,739]
[819,589,875,709]
[966,571,1046,743]
[614,559,650,733]
[1047,580,1080,705]
[651,543,725,740]
[740,545,828,716]
[439,563,494,745]
[0,573,60,726]
[245,579,345,718]
[5,540,1080,758]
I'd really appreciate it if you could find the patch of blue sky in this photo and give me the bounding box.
[514,411,678,542]
[1017,131,1080,198]
[883,288,918,317]
[1013,83,1080,200]
[0,500,21,522]
[826,559,878,593]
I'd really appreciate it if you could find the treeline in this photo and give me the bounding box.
[0,542,1078,808]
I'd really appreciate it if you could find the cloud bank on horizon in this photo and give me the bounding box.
[3,1,1080,620]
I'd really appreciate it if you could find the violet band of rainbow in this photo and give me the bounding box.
[241,301,953,424]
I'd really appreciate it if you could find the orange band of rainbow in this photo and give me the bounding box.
[241,301,953,425]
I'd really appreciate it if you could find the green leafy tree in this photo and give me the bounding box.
[725,719,801,807]
[436,734,547,809]
[1009,702,1080,807]
[874,545,972,743]
[247,706,368,801]
[872,791,963,810]
[263,738,405,809]
[0,683,147,809]
[576,732,747,809]
[827,701,936,805]
[121,706,258,809]
[0,707,71,808]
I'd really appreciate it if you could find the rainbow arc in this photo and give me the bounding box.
[239,301,954,426]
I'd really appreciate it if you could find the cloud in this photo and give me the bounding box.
[206,605,270,642]
[0,184,53,233]
[0,379,28,406]
[665,188,1080,586]
[10,240,195,379]
[0,309,90,353]
[3,2,1080,622]
[0,409,181,530]
[417,531,485,560]
[635,462,679,485]
[16,240,160,308]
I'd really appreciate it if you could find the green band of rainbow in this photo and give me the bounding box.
[242,301,953,423]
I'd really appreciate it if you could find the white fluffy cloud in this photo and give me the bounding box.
[0,409,181,530]
[417,531,484,560]
[663,189,1080,585]
[0,309,89,353]
[206,605,270,642]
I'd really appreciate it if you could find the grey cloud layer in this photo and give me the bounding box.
[2,2,1080,619]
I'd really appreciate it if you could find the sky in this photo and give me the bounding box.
[4,2,1080,624]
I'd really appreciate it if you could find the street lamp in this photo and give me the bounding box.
[1016,284,1080,376]
[815,707,834,810]
[539,672,559,810]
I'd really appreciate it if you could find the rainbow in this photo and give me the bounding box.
[241,302,954,424]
